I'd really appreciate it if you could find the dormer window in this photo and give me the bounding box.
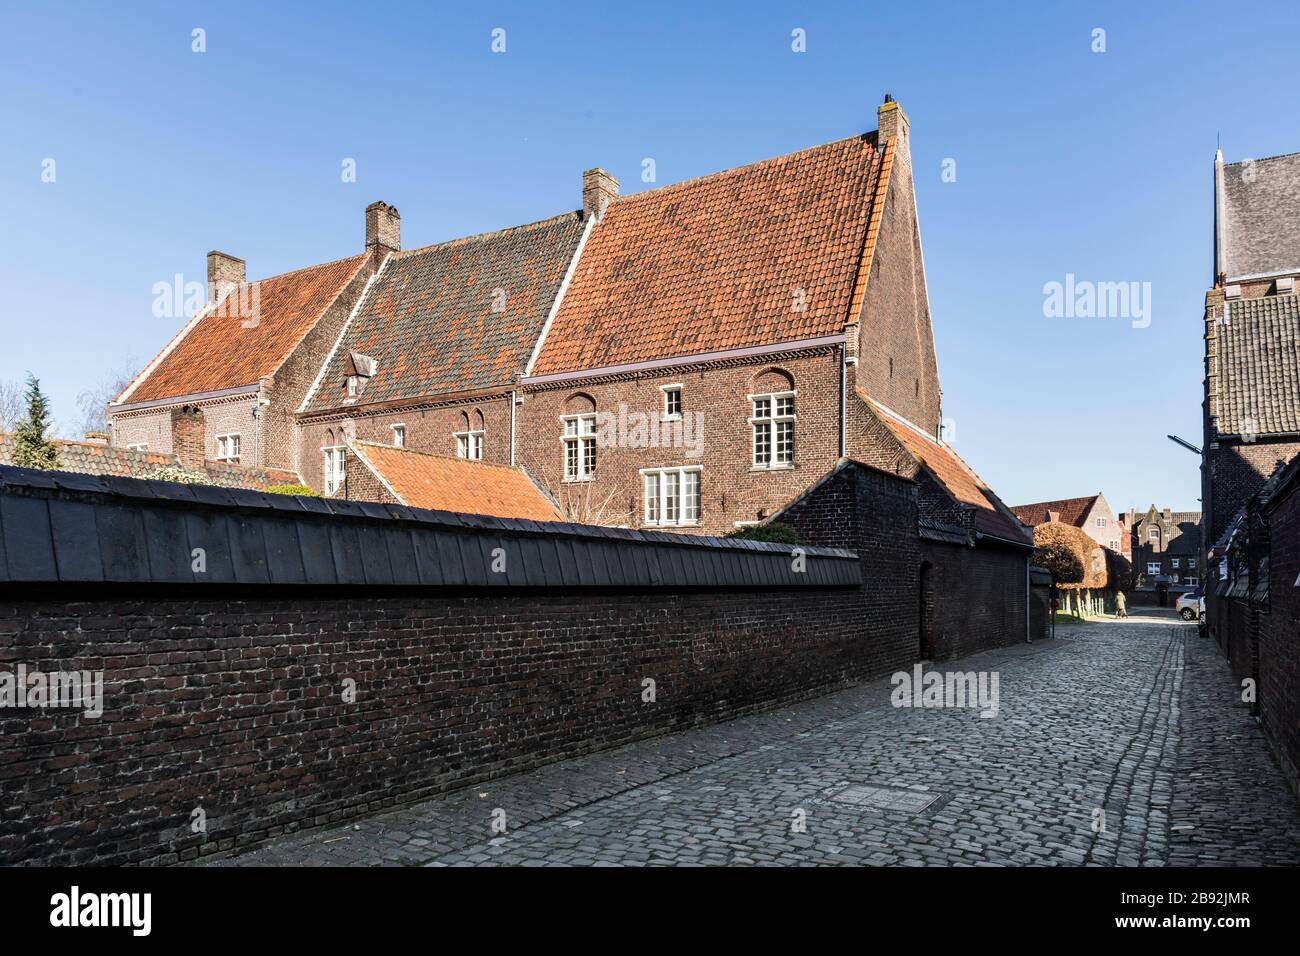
[345,351,377,400]
[347,375,361,397]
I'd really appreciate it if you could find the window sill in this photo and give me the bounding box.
[562,476,595,484]
[750,464,795,472]
[645,521,699,528]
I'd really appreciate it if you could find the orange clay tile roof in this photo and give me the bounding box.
[305,214,585,412]
[529,134,883,377]
[351,441,560,521]
[1010,496,1100,529]
[120,255,368,404]
[864,397,1030,544]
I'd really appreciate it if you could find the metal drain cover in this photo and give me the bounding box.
[825,784,940,815]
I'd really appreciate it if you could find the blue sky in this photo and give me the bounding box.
[2,0,1296,513]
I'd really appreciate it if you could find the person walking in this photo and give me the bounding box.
[1115,590,1127,619]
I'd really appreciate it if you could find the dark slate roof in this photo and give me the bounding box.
[1211,292,1300,435]
[1218,152,1300,280]
[0,434,299,489]
[304,212,585,412]
[0,464,859,589]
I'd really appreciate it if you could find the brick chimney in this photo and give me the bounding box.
[582,168,619,221]
[170,405,206,472]
[207,251,245,303]
[877,94,911,164]
[365,201,401,257]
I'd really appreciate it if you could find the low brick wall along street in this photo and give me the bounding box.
[0,464,897,866]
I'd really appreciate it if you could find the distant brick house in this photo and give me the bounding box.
[1203,149,1300,546]
[1122,506,1202,590]
[1011,493,1125,554]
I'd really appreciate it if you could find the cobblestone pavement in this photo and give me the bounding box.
[209,609,1300,867]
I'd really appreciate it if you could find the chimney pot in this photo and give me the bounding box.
[365,201,401,257]
[582,168,619,221]
[207,251,245,303]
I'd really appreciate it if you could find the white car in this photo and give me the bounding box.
[1176,590,1204,621]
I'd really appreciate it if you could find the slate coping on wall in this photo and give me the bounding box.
[0,465,860,590]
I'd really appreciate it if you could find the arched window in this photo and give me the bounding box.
[454,408,484,460]
[749,369,796,469]
[562,393,597,480]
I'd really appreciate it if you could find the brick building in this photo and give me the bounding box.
[1202,149,1300,545]
[107,207,388,474]
[1011,493,1125,555]
[103,98,1033,643]
[1122,506,1202,590]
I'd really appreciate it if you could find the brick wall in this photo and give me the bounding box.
[0,465,872,865]
[922,540,1029,660]
[518,350,844,533]
[1261,478,1300,797]
[1207,439,1300,542]
[112,395,258,465]
[851,129,941,435]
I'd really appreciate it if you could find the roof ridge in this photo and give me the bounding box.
[239,251,368,287]
[611,132,876,207]
[1225,149,1300,167]
[394,210,583,258]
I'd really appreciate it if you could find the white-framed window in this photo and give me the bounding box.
[751,391,795,468]
[1189,558,1197,569]
[660,384,683,420]
[127,443,148,452]
[215,433,241,462]
[1147,562,1161,575]
[346,375,361,397]
[1110,540,1120,551]
[1096,517,1106,527]
[562,414,597,480]
[642,467,701,526]
[391,424,406,448]
[1171,558,1181,569]
[1185,576,1199,586]
[323,446,346,495]
[1148,527,1159,540]
[455,430,484,460]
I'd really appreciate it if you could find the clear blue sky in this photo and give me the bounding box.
[2,0,1296,513]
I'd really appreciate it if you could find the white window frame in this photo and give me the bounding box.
[346,375,361,397]
[1171,558,1180,569]
[127,443,149,452]
[391,424,406,448]
[215,433,241,462]
[323,445,346,495]
[641,466,701,527]
[1188,558,1197,569]
[750,390,796,470]
[455,429,484,460]
[660,383,683,421]
[1147,562,1161,575]
[1095,516,1106,527]
[1148,527,1159,540]
[562,414,597,481]
[1185,576,1198,586]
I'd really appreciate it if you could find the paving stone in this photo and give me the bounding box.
[202,609,1300,867]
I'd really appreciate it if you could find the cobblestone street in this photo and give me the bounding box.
[210,609,1300,867]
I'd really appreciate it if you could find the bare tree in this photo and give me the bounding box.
[533,458,634,527]
[74,358,138,437]
[0,379,22,433]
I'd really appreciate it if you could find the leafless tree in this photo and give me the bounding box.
[74,359,138,437]
[0,379,22,433]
